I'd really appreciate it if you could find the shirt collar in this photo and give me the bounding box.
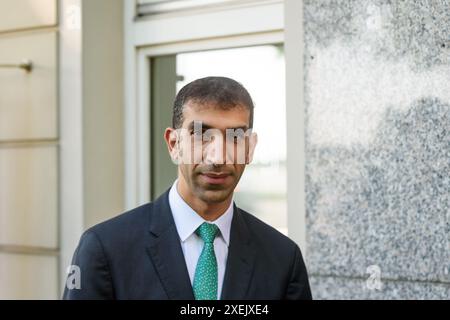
[168,179,234,246]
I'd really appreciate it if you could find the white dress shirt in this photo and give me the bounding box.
[168,179,234,300]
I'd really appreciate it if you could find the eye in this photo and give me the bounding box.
[235,133,245,142]
[191,129,202,136]
[233,135,244,143]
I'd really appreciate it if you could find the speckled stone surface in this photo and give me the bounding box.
[310,275,450,300]
[304,0,450,298]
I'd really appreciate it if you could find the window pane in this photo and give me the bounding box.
[176,45,287,234]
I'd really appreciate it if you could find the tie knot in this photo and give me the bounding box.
[195,222,219,243]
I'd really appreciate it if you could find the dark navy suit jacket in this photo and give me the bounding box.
[63,188,312,299]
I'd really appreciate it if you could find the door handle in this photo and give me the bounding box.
[0,60,33,72]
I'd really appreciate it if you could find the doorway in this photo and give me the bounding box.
[149,44,287,234]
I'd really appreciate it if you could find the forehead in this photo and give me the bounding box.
[182,101,250,130]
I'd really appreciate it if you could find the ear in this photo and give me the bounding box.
[164,127,180,164]
[246,132,258,164]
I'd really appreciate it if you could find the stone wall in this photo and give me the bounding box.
[304,0,449,299]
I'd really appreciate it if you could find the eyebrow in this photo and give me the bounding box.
[186,121,249,132]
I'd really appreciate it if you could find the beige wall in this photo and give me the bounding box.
[0,0,59,299]
[82,0,124,229]
[0,0,124,299]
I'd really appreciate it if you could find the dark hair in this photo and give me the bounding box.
[172,76,254,128]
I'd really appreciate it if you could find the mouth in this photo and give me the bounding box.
[200,172,232,185]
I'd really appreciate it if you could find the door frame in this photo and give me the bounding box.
[124,0,307,251]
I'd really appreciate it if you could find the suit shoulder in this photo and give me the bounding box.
[83,202,153,242]
[237,207,298,250]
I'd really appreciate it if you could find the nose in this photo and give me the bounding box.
[203,135,225,165]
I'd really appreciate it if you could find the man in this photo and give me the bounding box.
[63,76,312,300]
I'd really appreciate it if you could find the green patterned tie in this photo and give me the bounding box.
[193,222,219,300]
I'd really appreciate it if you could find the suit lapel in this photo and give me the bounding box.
[146,189,256,300]
[146,189,195,300]
[220,204,256,300]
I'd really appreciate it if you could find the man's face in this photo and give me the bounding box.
[165,100,257,204]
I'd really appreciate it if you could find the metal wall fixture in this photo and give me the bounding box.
[0,59,33,72]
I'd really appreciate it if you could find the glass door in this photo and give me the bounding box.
[150,44,287,234]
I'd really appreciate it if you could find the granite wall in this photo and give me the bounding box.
[303,0,449,299]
